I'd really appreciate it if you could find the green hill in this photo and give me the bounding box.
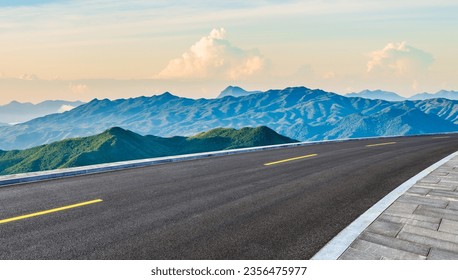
[0,126,297,175]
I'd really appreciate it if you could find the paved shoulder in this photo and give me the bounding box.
[339,155,458,260]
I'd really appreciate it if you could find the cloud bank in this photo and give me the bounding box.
[156,28,264,80]
[367,42,433,76]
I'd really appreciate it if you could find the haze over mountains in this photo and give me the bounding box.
[0,100,84,124]
[345,90,405,101]
[409,90,458,101]
[1,86,458,150]
[346,89,458,101]
[0,126,296,175]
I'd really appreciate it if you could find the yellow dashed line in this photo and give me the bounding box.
[264,154,318,166]
[366,142,397,147]
[0,199,103,225]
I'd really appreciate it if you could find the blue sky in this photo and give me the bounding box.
[0,0,457,103]
[0,0,63,7]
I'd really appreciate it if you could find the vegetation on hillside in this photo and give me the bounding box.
[0,126,297,175]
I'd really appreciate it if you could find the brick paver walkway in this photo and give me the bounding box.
[339,155,458,260]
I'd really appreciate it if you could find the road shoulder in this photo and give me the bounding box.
[312,151,458,260]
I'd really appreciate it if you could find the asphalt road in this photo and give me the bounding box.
[1,134,458,259]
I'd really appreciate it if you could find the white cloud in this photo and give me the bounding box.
[57,104,76,113]
[69,83,88,94]
[367,42,433,76]
[156,28,264,80]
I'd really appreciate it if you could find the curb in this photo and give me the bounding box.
[0,132,454,188]
[311,150,458,260]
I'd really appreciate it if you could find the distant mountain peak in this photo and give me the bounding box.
[160,91,173,97]
[224,85,242,91]
[345,89,405,101]
[409,90,458,100]
[218,86,262,98]
[284,86,310,91]
[0,99,85,124]
[154,91,180,100]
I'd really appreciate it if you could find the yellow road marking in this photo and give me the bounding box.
[433,136,450,139]
[366,142,397,147]
[0,199,103,225]
[264,154,317,166]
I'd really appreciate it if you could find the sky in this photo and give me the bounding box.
[0,0,457,104]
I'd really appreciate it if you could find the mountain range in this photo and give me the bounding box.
[410,90,458,100]
[346,89,458,101]
[0,100,84,124]
[0,126,296,175]
[219,86,458,101]
[1,86,458,151]
[345,90,405,101]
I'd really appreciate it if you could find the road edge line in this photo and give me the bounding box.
[311,150,458,260]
